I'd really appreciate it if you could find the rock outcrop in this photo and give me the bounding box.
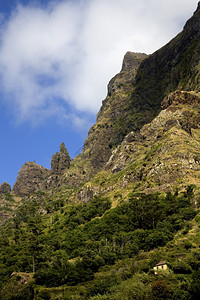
[121,52,148,72]
[0,182,11,194]
[51,143,71,174]
[9,3,200,196]
[78,2,200,180]
[80,52,148,174]
[12,162,49,196]
[102,91,200,193]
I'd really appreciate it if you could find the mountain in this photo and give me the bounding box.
[10,0,200,196]
[1,2,200,299]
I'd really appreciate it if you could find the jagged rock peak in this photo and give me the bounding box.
[184,1,200,35]
[0,182,11,194]
[51,142,71,174]
[121,52,148,72]
[12,161,49,197]
[107,52,147,98]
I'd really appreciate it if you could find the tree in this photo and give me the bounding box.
[151,280,173,299]
[129,193,163,230]
[190,269,200,299]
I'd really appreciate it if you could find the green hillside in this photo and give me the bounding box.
[0,186,200,299]
[1,2,200,299]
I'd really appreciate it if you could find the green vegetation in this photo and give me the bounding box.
[1,6,200,298]
[0,186,199,298]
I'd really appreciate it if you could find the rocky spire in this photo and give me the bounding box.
[12,162,49,196]
[51,142,71,174]
[0,182,11,194]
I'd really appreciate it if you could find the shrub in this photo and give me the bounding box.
[173,288,191,300]
[172,260,192,274]
[151,280,173,299]
[87,274,121,297]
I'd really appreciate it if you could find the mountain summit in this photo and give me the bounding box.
[6,1,200,198]
[1,4,200,297]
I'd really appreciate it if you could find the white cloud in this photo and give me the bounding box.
[0,0,198,127]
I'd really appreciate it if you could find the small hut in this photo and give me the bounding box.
[153,261,168,274]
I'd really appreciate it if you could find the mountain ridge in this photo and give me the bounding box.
[1,2,200,298]
[7,1,200,198]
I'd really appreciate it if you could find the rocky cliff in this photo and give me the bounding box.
[12,161,49,196]
[5,2,200,200]
[51,142,71,175]
[59,3,200,192]
[1,3,200,297]
[58,3,200,202]
[10,143,71,197]
[65,2,200,185]
[105,91,200,190]
[80,52,148,172]
[0,182,11,194]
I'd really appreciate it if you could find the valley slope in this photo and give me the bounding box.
[1,2,200,299]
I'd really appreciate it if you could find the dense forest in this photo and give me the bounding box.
[1,186,200,299]
[1,3,200,299]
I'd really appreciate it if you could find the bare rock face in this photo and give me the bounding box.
[12,162,49,196]
[51,152,60,174]
[78,185,95,203]
[7,4,200,198]
[104,92,200,193]
[51,143,71,174]
[121,52,148,72]
[81,52,148,174]
[0,182,11,194]
[80,2,200,178]
[59,143,71,172]
[161,91,199,110]
[107,52,148,97]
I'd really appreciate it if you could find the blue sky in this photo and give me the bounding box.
[0,0,198,187]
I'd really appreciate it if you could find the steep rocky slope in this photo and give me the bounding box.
[81,52,148,171]
[4,2,200,200]
[83,91,200,201]
[1,3,200,299]
[60,2,200,190]
[76,1,200,177]
[60,52,149,188]
[11,143,71,197]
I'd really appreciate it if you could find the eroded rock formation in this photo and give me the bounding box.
[51,143,71,174]
[0,182,11,194]
[12,162,49,196]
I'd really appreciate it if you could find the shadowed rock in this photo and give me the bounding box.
[12,162,49,196]
[0,182,11,194]
[51,142,71,174]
